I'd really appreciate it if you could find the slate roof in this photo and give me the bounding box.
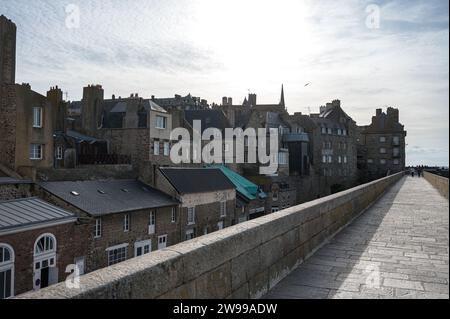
[38,180,178,216]
[108,99,167,114]
[0,198,76,233]
[184,110,230,132]
[159,168,235,195]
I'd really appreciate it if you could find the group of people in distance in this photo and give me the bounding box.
[409,166,424,177]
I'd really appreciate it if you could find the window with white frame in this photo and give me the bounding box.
[322,155,327,164]
[34,234,56,256]
[30,144,43,160]
[327,128,332,135]
[337,128,342,135]
[393,159,400,165]
[149,211,156,234]
[164,142,170,156]
[154,141,160,155]
[343,129,347,136]
[123,214,130,232]
[135,240,151,257]
[187,207,195,225]
[155,116,167,129]
[380,147,387,154]
[33,107,43,128]
[328,155,333,163]
[338,156,342,164]
[171,207,177,223]
[367,159,374,164]
[380,159,387,165]
[55,146,63,160]
[344,156,348,164]
[0,244,14,299]
[321,127,327,134]
[107,245,128,266]
[379,136,386,143]
[94,218,102,238]
[220,201,227,217]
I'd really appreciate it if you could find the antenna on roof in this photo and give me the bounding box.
[64,91,69,101]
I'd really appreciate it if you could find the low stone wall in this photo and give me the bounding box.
[36,164,137,181]
[18,172,405,299]
[424,171,449,200]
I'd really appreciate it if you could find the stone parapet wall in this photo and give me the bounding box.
[424,171,449,200]
[17,172,405,299]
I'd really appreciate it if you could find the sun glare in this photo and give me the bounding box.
[190,0,313,77]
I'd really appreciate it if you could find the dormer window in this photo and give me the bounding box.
[33,107,43,128]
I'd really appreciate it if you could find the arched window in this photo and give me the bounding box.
[34,234,56,256]
[0,244,15,299]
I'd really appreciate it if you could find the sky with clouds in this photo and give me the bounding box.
[1,0,448,166]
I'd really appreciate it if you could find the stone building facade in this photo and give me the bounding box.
[357,108,407,182]
[0,178,33,201]
[309,100,359,195]
[0,198,82,298]
[73,89,174,184]
[0,83,55,179]
[37,179,179,273]
[156,168,236,239]
[0,15,16,86]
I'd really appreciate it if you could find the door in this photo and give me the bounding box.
[0,268,13,299]
[135,240,151,257]
[75,257,85,276]
[40,267,49,289]
[33,260,42,291]
[185,229,195,241]
[157,235,167,250]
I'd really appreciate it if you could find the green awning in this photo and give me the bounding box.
[207,165,267,201]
